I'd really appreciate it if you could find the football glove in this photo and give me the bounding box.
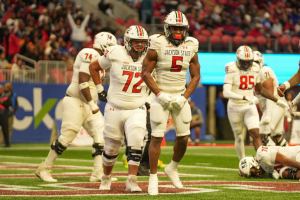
[171,95,187,111]
[157,92,172,109]
[88,100,99,114]
[244,96,259,105]
[98,90,107,102]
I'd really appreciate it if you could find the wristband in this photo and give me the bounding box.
[88,100,98,111]
[283,81,290,90]
[96,84,104,93]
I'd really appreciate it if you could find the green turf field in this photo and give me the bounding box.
[0,143,300,199]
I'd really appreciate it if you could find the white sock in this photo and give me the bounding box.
[235,139,245,160]
[169,160,179,169]
[150,173,157,178]
[44,149,58,168]
[92,155,103,174]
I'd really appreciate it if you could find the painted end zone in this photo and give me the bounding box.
[1,180,300,197]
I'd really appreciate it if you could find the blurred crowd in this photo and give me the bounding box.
[0,0,299,71]
[0,0,124,69]
[124,0,300,52]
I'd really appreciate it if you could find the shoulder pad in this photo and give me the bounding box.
[78,48,99,62]
[149,34,161,40]
[225,62,238,73]
[263,66,273,73]
[186,36,199,45]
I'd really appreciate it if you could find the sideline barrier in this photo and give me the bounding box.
[11,83,206,143]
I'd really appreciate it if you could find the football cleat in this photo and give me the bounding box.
[99,175,112,190]
[125,175,142,192]
[164,163,183,188]
[35,168,57,183]
[89,170,103,182]
[148,174,159,195]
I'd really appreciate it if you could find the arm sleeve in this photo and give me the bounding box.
[223,73,244,100]
[223,83,244,100]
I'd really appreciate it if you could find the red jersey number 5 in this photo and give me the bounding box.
[170,56,183,72]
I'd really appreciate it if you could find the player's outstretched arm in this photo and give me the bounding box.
[278,65,300,93]
[256,82,288,108]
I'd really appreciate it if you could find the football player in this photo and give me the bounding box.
[89,25,149,192]
[141,11,200,195]
[239,146,300,180]
[253,51,287,146]
[35,32,117,183]
[223,45,288,160]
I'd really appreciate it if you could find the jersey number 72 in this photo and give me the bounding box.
[122,70,143,93]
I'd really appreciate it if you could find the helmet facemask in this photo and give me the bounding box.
[236,45,254,71]
[237,59,254,70]
[164,11,189,46]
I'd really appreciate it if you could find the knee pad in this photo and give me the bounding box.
[102,138,121,166]
[58,128,78,146]
[102,152,118,166]
[127,147,143,166]
[92,143,103,157]
[51,139,67,155]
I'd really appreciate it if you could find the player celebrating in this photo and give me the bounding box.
[239,146,300,180]
[35,32,117,183]
[223,45,288,160]
[141,11,200,195]
[253,51,287,146]
[89,25,149,192]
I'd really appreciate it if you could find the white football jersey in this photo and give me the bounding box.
[149,34,199,93]
[97,45,148,109]
[66,48,100,102]
[224,61,261,104]
[257,66,279,109]
[256,146,300,173]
